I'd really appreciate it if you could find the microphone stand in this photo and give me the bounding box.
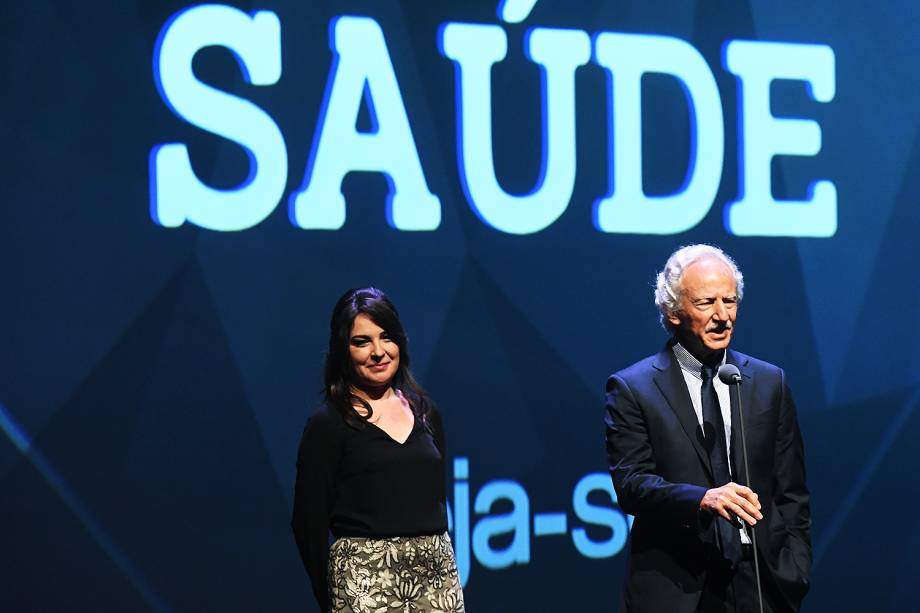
[724,367,764,613]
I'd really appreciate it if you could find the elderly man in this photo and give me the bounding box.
[604,244,811,613]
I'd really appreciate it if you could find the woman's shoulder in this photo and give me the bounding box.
[303,403,348,435]
[419,400,444,438]
[297,403,350,460]
[399,389,441,427]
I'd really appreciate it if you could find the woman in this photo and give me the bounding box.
[292,287,465,613]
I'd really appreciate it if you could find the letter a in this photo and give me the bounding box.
[290,16,440,230]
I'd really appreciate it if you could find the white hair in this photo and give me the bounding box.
[654,244,744,332]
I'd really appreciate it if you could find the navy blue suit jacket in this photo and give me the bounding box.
[604,345,811,612]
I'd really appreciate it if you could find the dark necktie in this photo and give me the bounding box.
[701,365,742,565]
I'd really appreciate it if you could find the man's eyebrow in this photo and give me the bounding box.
[690,295,739,305]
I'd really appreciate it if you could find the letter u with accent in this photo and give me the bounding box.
[440,22,590,235]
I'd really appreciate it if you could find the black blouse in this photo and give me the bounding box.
[291,402,448,611]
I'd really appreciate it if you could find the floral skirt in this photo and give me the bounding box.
[328,531,465,613]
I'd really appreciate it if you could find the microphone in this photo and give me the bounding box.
[717,361,764,613]
[717,363,741,384]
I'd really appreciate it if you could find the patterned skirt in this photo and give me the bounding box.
[328,532,465,613]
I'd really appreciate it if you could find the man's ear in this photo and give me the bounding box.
[667,311,682,328]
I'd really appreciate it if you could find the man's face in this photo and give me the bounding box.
[668,258,738,360]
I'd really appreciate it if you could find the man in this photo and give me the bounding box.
[604,244,811,613]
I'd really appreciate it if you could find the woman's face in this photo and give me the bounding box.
[348,313,400,390]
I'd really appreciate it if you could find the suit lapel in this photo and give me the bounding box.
[727,350,754,487]
[651,348,713,481]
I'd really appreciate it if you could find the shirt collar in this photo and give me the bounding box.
[672,341,726,380]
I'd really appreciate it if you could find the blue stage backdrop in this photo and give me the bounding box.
[3,0,919,610]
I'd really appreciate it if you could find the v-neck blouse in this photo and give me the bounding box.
[292,403,448,608]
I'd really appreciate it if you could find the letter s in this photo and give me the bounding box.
[151,5,286,231]
[571,473,630,558]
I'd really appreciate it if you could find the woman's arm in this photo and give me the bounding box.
[291,407,342,612]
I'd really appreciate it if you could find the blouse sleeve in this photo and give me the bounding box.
[428,405,446,458]
[428,405,450,504]
[291,406,343,612]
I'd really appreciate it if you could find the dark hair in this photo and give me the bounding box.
[324,287,433,429]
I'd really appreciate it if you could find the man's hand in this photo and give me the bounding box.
[700,482,763,526]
